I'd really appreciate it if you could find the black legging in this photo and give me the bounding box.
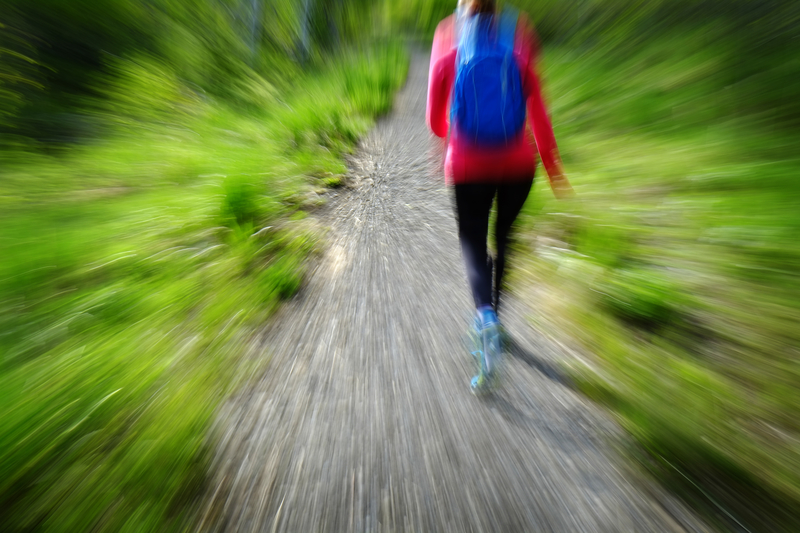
[453,179,533,313]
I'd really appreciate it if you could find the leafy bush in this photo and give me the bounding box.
[222,174,262,226]
[597,267,686,328]
[345,42,409,116]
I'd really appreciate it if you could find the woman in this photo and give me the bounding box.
[426,0,573,393]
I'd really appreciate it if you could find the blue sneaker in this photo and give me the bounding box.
[470,310,502,395]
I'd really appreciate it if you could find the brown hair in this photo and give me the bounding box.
[464,0,496,15]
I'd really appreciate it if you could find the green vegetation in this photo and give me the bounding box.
[0,1,407,531]
[503,1,800,530]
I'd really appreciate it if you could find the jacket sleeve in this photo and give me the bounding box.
[526,67,564,180]
[516,16,570,191]
[427,18,456,138]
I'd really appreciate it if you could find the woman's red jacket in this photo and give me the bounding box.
[426,13,562,185]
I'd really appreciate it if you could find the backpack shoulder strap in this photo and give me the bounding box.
[456,14,480,65]
[498,7,519,51]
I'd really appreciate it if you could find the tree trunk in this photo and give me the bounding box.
[299,0,313,64]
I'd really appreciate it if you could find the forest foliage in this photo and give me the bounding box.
[1,1,406,531]
[504,1,798,531]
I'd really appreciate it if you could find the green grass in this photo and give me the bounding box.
[0,41,408,532]
[513,23,800,532]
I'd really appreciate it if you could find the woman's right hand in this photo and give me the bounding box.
[548,158,575,199]
[550,174,574,199]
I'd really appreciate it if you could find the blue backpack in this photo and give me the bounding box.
[451,9,525,146]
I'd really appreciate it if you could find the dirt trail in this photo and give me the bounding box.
[200,52,708,533]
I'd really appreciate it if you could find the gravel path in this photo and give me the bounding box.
[200,52,709,533]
